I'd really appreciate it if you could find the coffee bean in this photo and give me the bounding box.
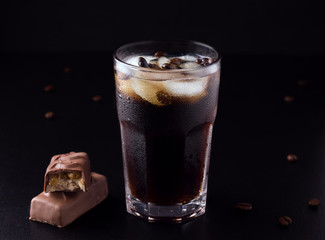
[161,63,178,69]
[154,51,168,58]
[308,198,320,207]
[64,67,71,73]
[44,84,54,92]
[284,96,294,102]
[201,58,210,66]
[278,216,292,226]
[138,57,149,68]
[45,112,54,119]
[92,95,103,102]
[148,63,159,69]
[170,58,184,66]
[208,57,215,64]
[236,202,253,211]
[196,58,202,64]
[287,154,298,162]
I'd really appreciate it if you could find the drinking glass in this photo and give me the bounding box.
[113,40,221,222]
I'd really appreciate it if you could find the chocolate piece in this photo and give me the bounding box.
[30,172,108,228]
[44,152,91,193]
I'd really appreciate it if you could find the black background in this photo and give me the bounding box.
[2,0,325,54]
[1,0,325,239]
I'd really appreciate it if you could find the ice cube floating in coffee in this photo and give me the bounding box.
[29,152,108,228]
[115,51,220,106]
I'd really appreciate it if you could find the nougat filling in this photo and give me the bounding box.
[46,171,85,193]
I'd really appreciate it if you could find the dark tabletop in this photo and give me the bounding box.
[0,53,324,240]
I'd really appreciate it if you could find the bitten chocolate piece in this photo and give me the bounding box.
[30,172,108,228]
[44,152,91,193]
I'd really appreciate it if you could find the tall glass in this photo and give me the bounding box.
[113,40,221,222]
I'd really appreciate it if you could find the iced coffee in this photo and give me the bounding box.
[114,41,221,222]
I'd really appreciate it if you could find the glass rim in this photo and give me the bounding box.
[113,40,221,74]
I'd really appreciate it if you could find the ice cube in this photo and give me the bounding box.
[125,55,156,67]
[179,62,201,69]
[115,76,137,98]
[130,78,166,106]
[125,56,140,66]
[157,57,170,69]
[179,54,199,62]
[162,77,208,97]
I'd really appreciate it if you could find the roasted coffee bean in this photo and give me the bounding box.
[287,154,298,162]
[170,58,184,66]
[278,216,292,226]
[208,57,215,64]
[236,202,253,211]
[308,198,320,207]
[196,58,202,64]
[284,95,294,102]
[148,63,159,69]
[44,84,54,92]
[138,57,149,68]
[201,58,210,66]
[161,63,178,69]
[92,95,103,102]
[45,112,54,119]
[156,91,172,105]
[154,51,168,58]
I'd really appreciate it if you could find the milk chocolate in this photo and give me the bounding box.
[30,172,108,228]
[44,152,91,193]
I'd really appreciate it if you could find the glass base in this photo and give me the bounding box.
[126,194,207,223]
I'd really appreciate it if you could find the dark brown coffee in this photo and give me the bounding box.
[116,73,219,205]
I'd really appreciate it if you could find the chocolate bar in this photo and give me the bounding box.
[30,172,108,228]
[44,152,91,193]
